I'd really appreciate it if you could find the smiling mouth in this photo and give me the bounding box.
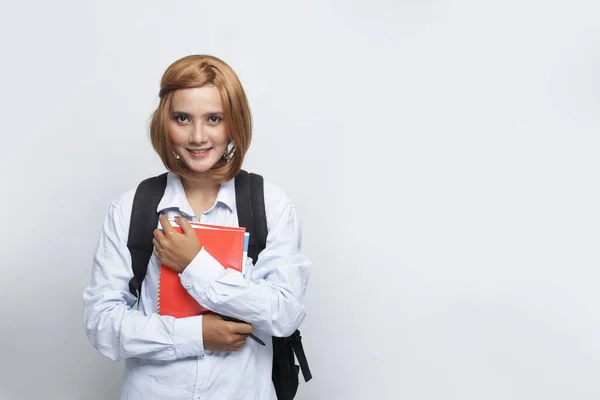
[187,148,212,155]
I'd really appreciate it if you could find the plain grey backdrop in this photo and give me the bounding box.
[1,0,599,399]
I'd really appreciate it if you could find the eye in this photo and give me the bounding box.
[173,113,190,124]
[208,115,222,124]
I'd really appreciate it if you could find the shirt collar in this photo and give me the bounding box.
[156,171,235,216]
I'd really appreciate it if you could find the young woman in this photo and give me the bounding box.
[83,55,311,400]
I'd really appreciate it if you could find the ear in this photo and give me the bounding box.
[223,141,235,161]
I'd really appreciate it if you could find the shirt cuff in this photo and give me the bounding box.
[173,315,206,359]
[180,248,226,293]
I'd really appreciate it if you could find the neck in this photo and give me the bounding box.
[180,173,221,201]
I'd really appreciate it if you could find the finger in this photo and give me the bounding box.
[232,337,247,350]
[174,216,196,237]
[159,215,177,235]
[232,322,253,335]
[153,228,165,241]
[153,232,168,249]
[153,248,160,259]
[230,333,248,345]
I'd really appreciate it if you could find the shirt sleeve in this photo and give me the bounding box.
[179,184,311,338]
[82,197,206,362]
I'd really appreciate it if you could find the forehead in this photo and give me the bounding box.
[170,86,223,112]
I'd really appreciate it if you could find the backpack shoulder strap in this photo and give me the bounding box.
[249,172,268,254]
[127,172,168,298]
[234,169,267,264]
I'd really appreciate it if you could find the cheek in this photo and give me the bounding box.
[209,126,229,146]
[169,125,188,144]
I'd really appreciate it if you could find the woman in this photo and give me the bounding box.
[83,54,311,400]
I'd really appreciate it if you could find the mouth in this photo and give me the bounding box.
[186,148,212,157]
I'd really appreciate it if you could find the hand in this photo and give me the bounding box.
[202,313,253,352]
[153,215,202,273]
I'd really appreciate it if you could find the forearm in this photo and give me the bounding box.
[83,289,205,361]
[180,250,309,337]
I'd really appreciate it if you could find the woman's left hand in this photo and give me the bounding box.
[153,215,202,273]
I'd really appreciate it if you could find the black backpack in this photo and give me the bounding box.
[125,169,312,400]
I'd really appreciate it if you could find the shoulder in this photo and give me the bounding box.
[102,186,137,234]
[258,175,301,231]
[105,176,155,232]
[112,172,169,214]
[100,173,169,238]
[114,186,138,213]
[263,178,292,209]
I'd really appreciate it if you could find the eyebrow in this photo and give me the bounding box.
[171,110,223,117]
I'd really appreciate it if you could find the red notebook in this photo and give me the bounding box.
[158,220,246,318]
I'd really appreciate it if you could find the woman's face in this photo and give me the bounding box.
[168,85,229,175]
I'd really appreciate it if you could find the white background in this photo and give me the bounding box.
[1,0,599,399]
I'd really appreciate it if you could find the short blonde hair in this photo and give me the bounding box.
[149,55,252,182]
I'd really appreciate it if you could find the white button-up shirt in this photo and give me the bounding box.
[83,172,311,400]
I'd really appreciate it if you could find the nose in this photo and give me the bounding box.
[189,122,206,144]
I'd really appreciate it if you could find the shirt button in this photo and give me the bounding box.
[185,283,192,289]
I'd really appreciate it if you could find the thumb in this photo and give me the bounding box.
[175,216,196,237]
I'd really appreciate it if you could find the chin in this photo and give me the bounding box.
[183,159,221,174]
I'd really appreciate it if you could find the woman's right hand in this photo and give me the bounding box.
[202,312,253,352]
